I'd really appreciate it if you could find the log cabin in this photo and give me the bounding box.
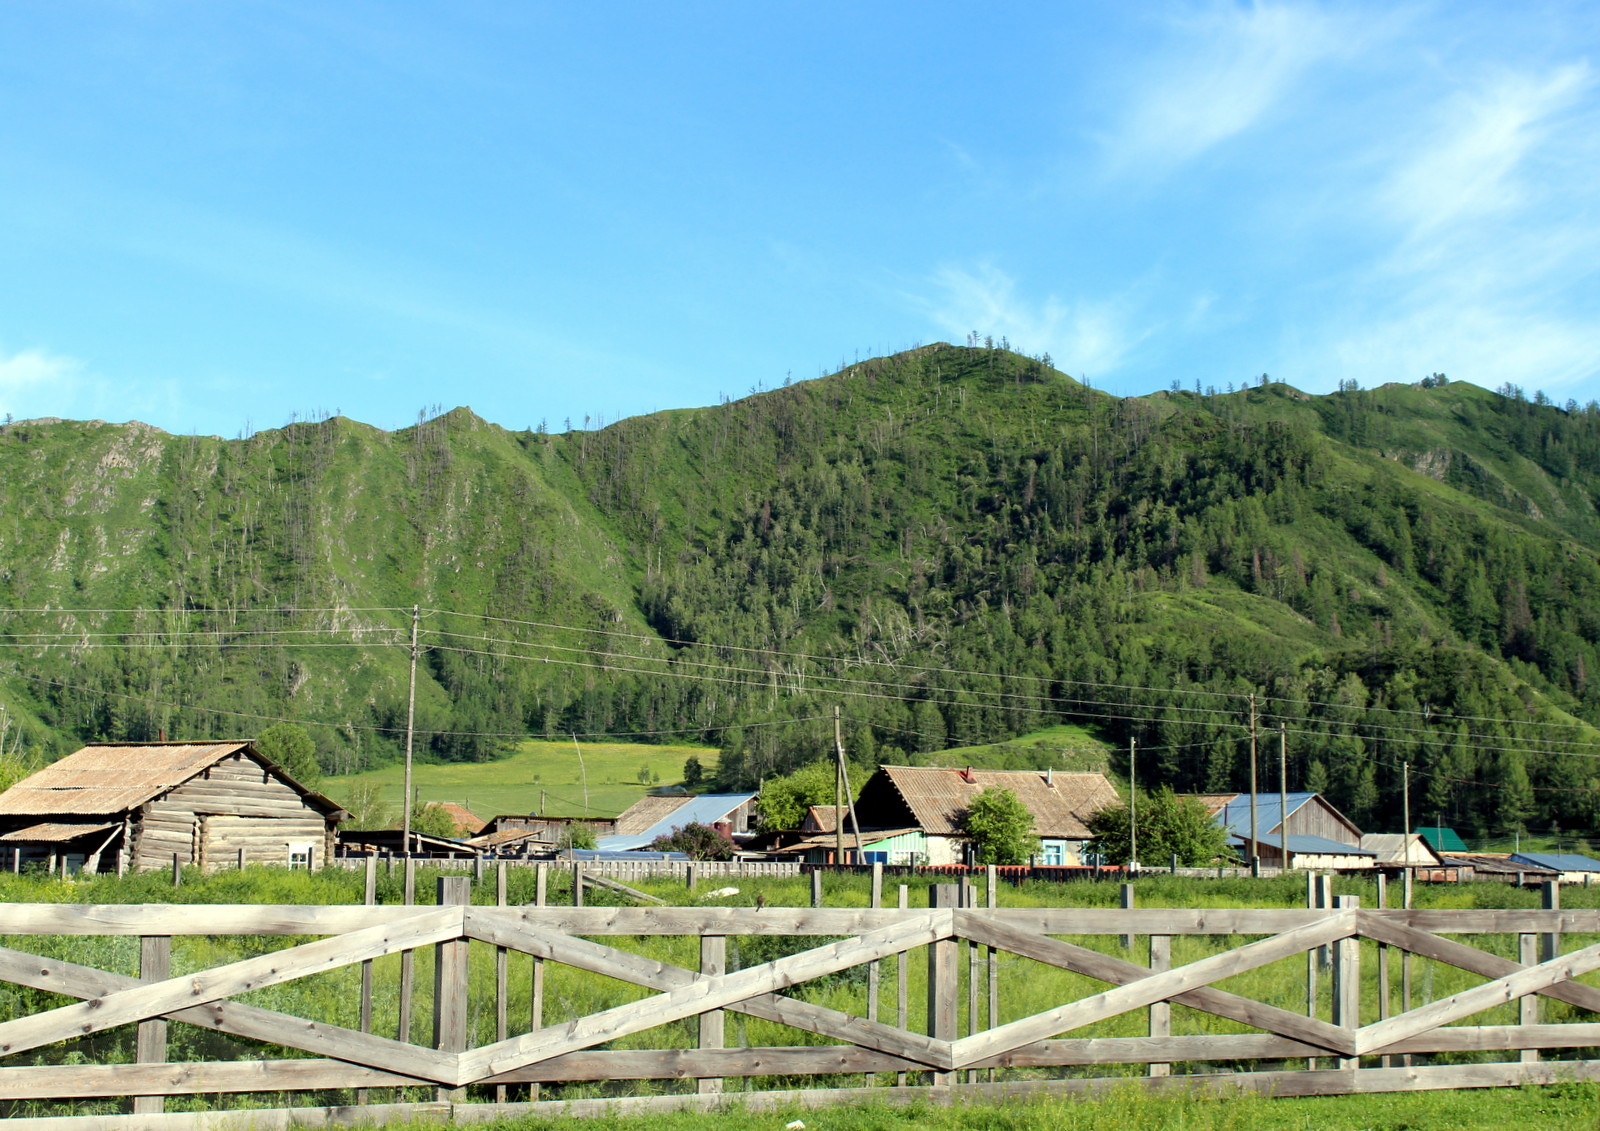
[0,741,346,874]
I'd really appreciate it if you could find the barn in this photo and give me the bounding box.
[0,741,346,873]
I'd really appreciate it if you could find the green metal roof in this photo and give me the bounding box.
[1415,826,1469,852]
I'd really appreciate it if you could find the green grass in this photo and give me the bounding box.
[931,724,1113,775]
[378,1083,1600,1130]
[321,739,718,819]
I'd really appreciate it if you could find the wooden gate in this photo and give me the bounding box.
[1,888,1599,1127]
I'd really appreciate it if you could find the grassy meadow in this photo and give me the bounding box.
[320,739,719,820]
[3,866,1600,1122]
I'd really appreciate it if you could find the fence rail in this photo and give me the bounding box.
[0,872,1596,1128]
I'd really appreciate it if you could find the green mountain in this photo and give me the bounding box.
[2,345,1598,841]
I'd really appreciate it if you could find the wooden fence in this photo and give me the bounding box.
[1,869,1598,1128]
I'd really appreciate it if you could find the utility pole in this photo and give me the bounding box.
[1402,762,1411,853]
[1279,723,1288,867]
[833,706,863,864]
[1128,736,1137,873]
[402,605,419,857]
[1248,693,1259,865]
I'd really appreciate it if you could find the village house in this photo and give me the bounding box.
[850,765,1120,866]
[597,791,758,852]
[0,741,346,873]
[1198,791,1375,869]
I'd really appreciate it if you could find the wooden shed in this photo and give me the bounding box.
[0,741,346,873]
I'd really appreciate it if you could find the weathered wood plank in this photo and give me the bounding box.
[697,935,725,1096]
[954,911,1356,1057]
[0,943,457,1082]
[1355,940,1600,1054]
[457,911,955,1082]
[0,907,465,1060]
[133,935,169,1116]
[1356,913,1600,1016]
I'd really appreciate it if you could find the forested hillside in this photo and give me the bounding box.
[2,343,1599,839]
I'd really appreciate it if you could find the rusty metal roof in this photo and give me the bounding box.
[875,765,1119,839]
[612,794,692,835]
[0,821,118,843]
[0,742,345,819]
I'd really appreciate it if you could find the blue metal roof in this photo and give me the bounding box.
[1511,852,1600,872]
[1229,832,1374,857]
[568,848,689,861]
[1212,793,1320,837]
[596,792,756,854]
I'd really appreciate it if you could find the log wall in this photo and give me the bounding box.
[131,752,335,871]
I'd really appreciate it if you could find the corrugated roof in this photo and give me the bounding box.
[0,821,117,843]
[1415,826,1470,853]
[1231,832,1375,856]
[613,795,693,835]
[768,828,920,855]
[1511,852,1600,872]
[1205,793,1325,837]
[426,802,486,836]
[1359,833,1442,864]
[1441,853,1557,874]
[599,793,757,852]
[0,743,254,816]
[876,766,1118,839]
[0,742,345,819]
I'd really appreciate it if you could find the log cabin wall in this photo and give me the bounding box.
[132,752,333,871]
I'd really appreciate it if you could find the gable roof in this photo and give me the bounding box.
[1415,826,1470,853]
[598,792,757,852]
[1201,793,1361,839]
[0,742,343,819]
[1359,833,1444,865]
[867,766,1119,839]
[426,802,486,837]
[1510,851,1600,873]
[613,794,696,835]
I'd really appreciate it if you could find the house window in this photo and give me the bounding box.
[287,843,314,870]
[1041,840,1067,866]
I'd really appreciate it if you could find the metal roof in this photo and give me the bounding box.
[1441,853,1557,875]
[1207,793,1323,837]
[874,766,1118,839]
[0,742,345,819]
[1511,852,1600,872]
[0,821,117,843]
[1230,832,1376,856]
[598,792,756,853]
[1416,826,1470,853]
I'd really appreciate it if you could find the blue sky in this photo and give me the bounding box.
[2,1,1598,436]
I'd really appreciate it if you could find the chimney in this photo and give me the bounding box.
[959,766,976,784]
[1045,767,1054,787]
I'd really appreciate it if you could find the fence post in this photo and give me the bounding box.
[1305,871,1319,1070]
[897,884,909,1088]
[1541,880,1561,963]
[686,862,697,893]
[133,934,171,1115]
[495,861,509,1103]
[237,846,246,871]
[531,863,547,1101]
[572,862,584,907]
[358,855,377,1105]
[1521,930,1540,1065]
[927,883,959,1087]
[1149,933,1171,1078]
[811,868,823,908]
[171,852,181,888]
[868,862,883,1023]
[1120,882,1135,949]
[697,933,726,1094]
[397,858,416,1051]
[434,875,471,1102]
[1376,871,1391,1068]
[1332,894,1359,1070]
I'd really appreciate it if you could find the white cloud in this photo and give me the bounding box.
[1101,2,1376,176]
[919,263,1150,376]
[0,346,85,419]
[1308,60,1600,394]
[1378,64,1594,260]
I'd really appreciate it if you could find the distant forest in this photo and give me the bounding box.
[2,344,1599,840]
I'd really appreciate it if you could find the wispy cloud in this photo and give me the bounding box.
[919,263,1150,376]
[1101,2,1375,176]
[1315,60,1600,393]
[0,346,85,419]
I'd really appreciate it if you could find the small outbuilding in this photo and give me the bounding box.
[0,741,346,873]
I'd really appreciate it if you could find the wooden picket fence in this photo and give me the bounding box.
[3,879,1600,1128]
